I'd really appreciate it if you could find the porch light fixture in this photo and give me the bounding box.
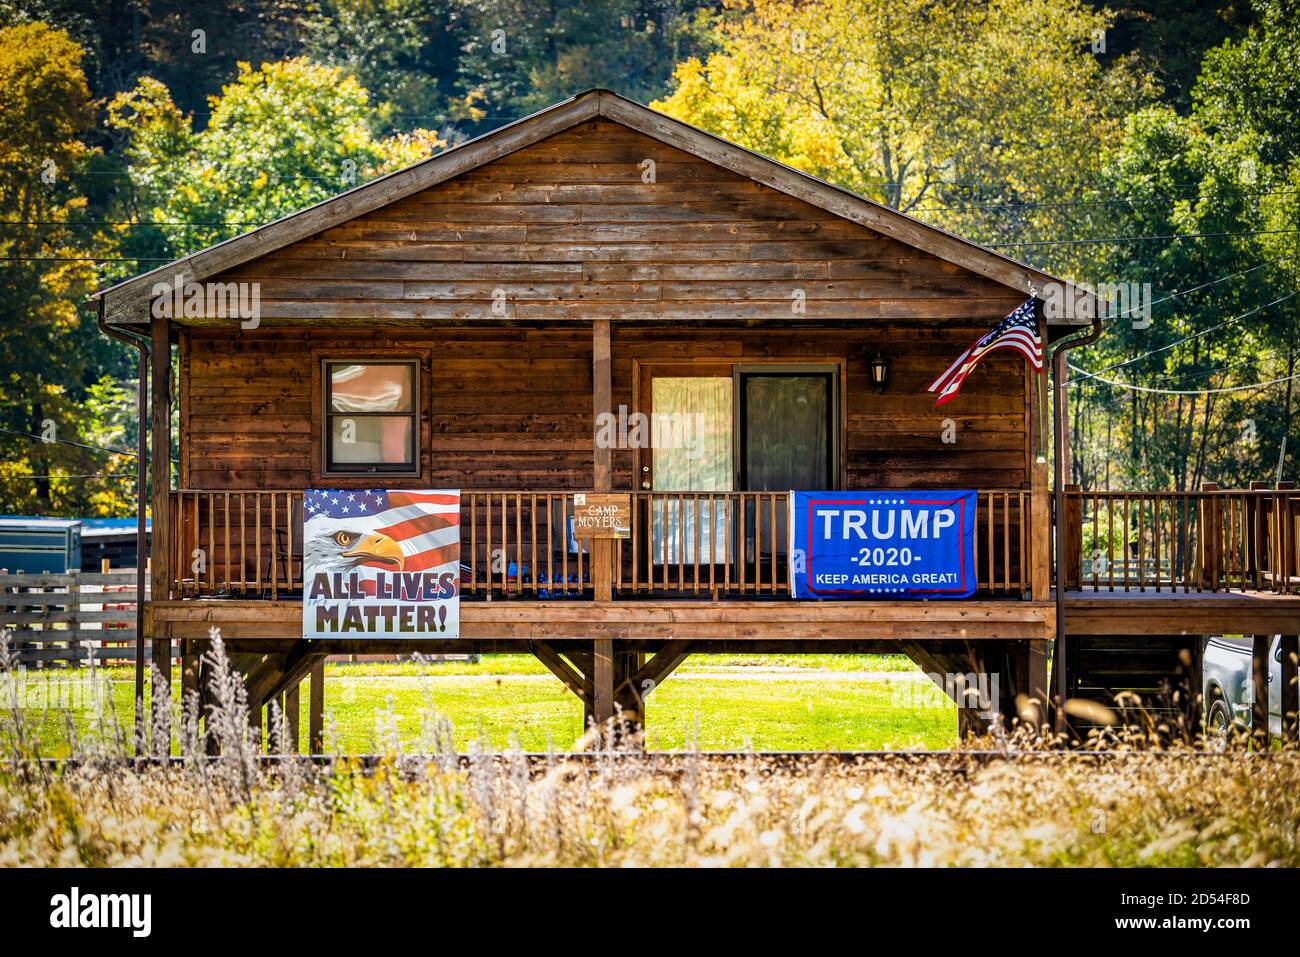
[869,351,889,393]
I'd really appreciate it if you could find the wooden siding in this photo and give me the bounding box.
[182,323,1029,490]
[182,119,1030,491]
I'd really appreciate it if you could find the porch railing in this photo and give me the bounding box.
[166,489,1033,600]
[1061,486,1299,594]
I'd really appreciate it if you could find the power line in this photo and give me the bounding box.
[989,228,1300,248]
[7,474,137,479]
[1143,257,1291,311]
[912,188,1300,214]
[0,256,173,262]
[0,426,137,458]
[1,220,262,227]
[1147,346,1300,385]
[7,236,1299,268]
[1068,365,1300,396]
[1092,256,1293,327]
[1067,289,1300,386]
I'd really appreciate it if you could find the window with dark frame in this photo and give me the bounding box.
[323,360,418,475]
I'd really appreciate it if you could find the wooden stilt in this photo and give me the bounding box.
[1252,634,1272,750]
[308,661,324,753]
[153,631,171,728]
[180,639,199,703]
[1280,635,1298,745]
[199,654,219,756]
[249,690,262,749]
[613,649,642,733]
[593,638,614,742]
[285,683,300,753]
[275,693,287,752]
[1026,639,1050,727]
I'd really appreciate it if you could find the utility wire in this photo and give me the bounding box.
[989,228,1300,248]
[1068,365,1300,396]
[7,474,138,479]
[0,428,178,464]
[6,231,1300,266]
[1067,290,1300,386]
[0,426,137,458]
[911,188,1300,214]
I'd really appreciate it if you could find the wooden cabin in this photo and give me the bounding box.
[93,90,1299,746]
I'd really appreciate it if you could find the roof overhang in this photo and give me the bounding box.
[92,89,1100,328]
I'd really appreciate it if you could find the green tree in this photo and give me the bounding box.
[106,57,446,257]
[302,0,481,134]
[652,0,1157,270]
[1071,1,1300,491]
[0,22,124,515]
[456,0,706,126]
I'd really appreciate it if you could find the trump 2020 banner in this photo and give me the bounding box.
[789,491,976,599]
[303,489,460,639]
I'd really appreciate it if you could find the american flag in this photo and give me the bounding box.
[926,299,1043,406]
[304,489,460,572]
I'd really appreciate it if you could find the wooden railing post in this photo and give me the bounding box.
[1198,482,1220,590]
[1245,481,1268,587]
[1061,483,1081,592]
[1280,481,1297,593]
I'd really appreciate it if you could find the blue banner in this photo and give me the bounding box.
[789,491,977,599]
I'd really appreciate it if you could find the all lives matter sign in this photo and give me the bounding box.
[788,491,976,599]
[302,489,460,638]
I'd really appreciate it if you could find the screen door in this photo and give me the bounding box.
[738,370,837,556]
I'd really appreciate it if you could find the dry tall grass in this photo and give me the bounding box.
[2,630,1297,867]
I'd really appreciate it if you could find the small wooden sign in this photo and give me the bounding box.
[572,493,631,539]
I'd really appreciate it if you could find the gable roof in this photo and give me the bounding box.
[93,88,1096,326]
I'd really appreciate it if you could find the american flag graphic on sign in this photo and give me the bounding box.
[303,489,460,639]
[304,490,459,572]
[926,299,1043,407]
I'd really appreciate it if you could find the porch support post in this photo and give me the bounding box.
[308,661,325,753]
[1252,634,1271,750]
[593,638,614,741]
[149,311,173,718]
[591,319,615,599]
[592,318,612,494]
[285,682,301,753]
[1029,310,1051,603]
[180,638,200,729]
[1020,639,1050,729]
[590,320,616,739]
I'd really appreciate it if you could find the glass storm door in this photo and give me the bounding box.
[649,376,732,564]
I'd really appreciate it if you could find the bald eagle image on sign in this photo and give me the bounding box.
[303,490,460,639]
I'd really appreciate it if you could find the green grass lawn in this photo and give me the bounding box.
[15,654,956,755]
